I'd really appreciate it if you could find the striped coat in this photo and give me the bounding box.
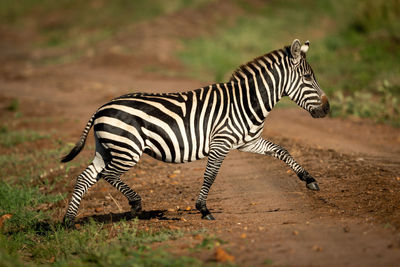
[62,39,330,225]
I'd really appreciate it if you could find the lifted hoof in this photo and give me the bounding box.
[306,182,320,191]
[202,213,215,220]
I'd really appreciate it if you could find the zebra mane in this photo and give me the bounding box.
[229,47,291,82]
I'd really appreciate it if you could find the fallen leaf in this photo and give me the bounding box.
[292,230,299,236]
[240,233,247,239]
[312,245,323,252]
[0,214,13,228]
[185,206,191,211]
[95,207,102,213]
[193,234,203,240]
[168,173,177,179]
[215,247,235,263]
[173,170,181,174]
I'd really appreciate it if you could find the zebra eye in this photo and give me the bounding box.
[303,73,312,81]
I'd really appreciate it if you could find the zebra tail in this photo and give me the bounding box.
[61,114,95,163]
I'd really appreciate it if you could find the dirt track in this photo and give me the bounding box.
[1,63,400,266]
[1,2,400,265]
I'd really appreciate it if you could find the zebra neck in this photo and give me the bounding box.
[236,73,281,122]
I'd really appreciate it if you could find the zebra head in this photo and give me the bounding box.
[286,39,330,118]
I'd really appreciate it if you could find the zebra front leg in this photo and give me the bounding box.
[64,163,100,227]
[239,138,319,191]
[196,142,230,220]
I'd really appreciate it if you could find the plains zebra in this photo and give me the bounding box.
[61,39,330,226]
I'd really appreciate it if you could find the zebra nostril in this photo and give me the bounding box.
[324,101,330,113]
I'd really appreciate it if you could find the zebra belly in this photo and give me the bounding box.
[143,136,209,163]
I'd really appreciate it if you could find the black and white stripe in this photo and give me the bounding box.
[61,39,330,224]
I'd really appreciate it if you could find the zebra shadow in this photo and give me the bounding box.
[78,209,182,225]
[26,210,180,236]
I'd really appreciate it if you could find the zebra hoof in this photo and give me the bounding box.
[129,199,142,217]
[62,217,76,229]
[130,210,142,218]
[130,205,142,218]
[306,182,320,191]
[202,213,215,220]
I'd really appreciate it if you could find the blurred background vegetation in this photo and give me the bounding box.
[1,0,399,125]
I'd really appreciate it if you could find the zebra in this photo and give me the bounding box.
[61,39,330,226]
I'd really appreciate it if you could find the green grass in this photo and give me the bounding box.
[0,127,49,148]
[0,146,74,184]
[178,0,400,125]
[0,217,201,266]
[0,181,64,232]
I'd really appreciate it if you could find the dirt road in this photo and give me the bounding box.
[1,63,400,266]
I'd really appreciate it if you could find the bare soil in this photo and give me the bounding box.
[1,2,400,265]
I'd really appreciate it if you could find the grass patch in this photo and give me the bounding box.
[0,218,201,266]
[0,142,87,189]
[0,181,64,232]
[0,127,49,148]
[6,99,19,112]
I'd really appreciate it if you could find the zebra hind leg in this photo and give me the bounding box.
[63,159,103,228]
[99,160,142,217]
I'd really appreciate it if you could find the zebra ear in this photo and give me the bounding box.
[291,39,301,62]
[301,40,310,53]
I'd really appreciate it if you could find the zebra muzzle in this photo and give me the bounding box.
[311,94,330,118]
